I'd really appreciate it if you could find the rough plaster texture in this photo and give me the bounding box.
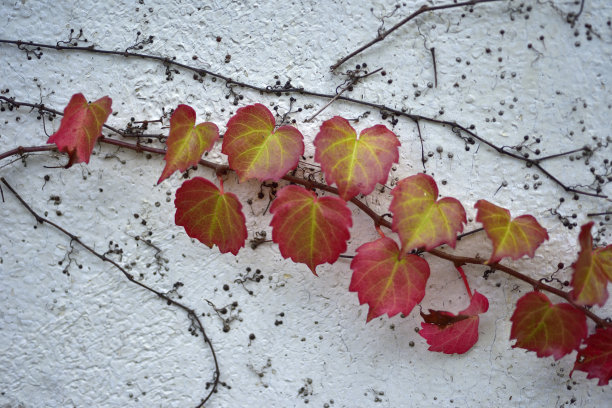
[0,0,611,407]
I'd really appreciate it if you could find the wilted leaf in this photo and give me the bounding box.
[474,199,548,264]
[510,291,587,360]
[571,327,612,386]
[571,222,612,307]
[47,93,112,167]
[390,173,466,252]
[158,104,219,184]
[314,116,399,201]
[269,185,352,274]
[174,177,247,255]
[419,291,489,354]
[349,237,429,322]
[221,104,304,182]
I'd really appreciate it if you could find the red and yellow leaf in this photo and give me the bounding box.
[174,177,247,255]
[390,173,466,252]
[269,185,352,274]
[221,104,304,182]
[349,237,430,322]
[571,222,612,307]
[419,291,489,354]
[313,116,400,201]
[475,199,549,264]
[47,93,112,167]
[571,327,612,386]
[158,105,219,184]
[510,291,587,360]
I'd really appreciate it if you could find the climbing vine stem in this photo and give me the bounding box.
[0,97,609,330]
[0,177,220,408]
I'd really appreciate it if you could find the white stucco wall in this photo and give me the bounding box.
[1,0,611,407]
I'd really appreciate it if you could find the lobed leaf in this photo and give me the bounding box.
[390,173,466,252]
[419,291,489,354]
[47,93,112,167]
[349,237,429,322]
[571,327,612,386]
[221,104,304,182]
[510,291,587,360]
[313,116,400,201]
[570,222,612,307]
[474,199,549,264]
[158,104,219,184]
[174,177,247,255]
[269,185,352,274]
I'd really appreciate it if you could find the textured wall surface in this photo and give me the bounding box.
[1,1,611,407]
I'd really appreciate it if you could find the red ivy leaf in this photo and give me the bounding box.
[314,116,400,201]
[571,222,612,307]
[221,104,304,182]
[174,177,247,255]
[158,105,219,184]
[269,185,352,274]
[419,291,489,354]
[474,199,549,264]
[390,173,466,252]
[510,291,587,360]
[571,327,612,386]
[349,237,430,322]
[47,93,112,167]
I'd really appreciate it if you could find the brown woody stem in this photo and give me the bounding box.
[330,0,505,71]
[0,177,220,407]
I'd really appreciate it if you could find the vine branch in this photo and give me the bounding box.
[0,114,608,329]
[0,177,220,408]
[329,0,505,71]
[0,37,605,200]
[305,67,382,122]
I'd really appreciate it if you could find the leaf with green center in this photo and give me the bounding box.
[570,222,612,307]
[47,93,112,167]
[510,291,587,360]
[474,199,549,264]
[419,291,489,354]
[174,177,247,255]
[158,105,219,184]
[313,116,400,201]
[221,104,304,182]
[269,185,352,274]
[349,237,430,322]
[571,327,612,386]
[389,173,466,252]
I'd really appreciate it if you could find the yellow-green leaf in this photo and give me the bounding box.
[314,116,399,200]
[221,104,304,182]
[390,173,466,252]
[474,199,549,264]
[158,104,219,184]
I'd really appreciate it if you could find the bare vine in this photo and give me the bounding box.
[0,38,606,199]
[0,178,220,408]
[330,0,506,70]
